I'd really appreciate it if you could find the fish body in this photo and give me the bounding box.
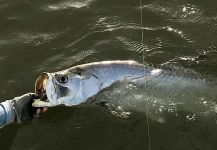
[32,60,216,108]
[33,60,160,107]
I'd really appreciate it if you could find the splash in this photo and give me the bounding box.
[93,70,217,123]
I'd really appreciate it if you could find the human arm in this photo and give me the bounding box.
[0,100,15,128]
[0,93,47,129]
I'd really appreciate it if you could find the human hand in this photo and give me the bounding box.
[12,93,48,123]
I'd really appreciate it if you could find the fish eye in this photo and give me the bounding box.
[58,75,68,83]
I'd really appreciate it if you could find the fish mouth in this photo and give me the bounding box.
[35,72,49,101]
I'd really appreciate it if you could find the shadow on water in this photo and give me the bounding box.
[0,124,19,150]
[8,105,217,150]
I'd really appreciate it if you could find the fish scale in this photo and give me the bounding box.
[32,61,217,108]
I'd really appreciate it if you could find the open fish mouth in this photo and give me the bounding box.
[35,72,49,102]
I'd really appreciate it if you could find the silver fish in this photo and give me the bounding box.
[32,60,158,107]
[32,60,217,108]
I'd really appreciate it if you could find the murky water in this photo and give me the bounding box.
[1,0,217,149]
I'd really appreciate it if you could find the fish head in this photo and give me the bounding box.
[35,71,83,106]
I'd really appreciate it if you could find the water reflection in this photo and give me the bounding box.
[42,0,95,11]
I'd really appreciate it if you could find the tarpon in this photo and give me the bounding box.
[32,60,217,109]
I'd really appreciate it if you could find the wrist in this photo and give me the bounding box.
[9,99,22,124]
[0,100,16,125]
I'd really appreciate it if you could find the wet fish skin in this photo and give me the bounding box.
[33,60,155,107]
[32,60,216,108]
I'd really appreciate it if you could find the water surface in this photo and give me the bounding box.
[1,0,217,150]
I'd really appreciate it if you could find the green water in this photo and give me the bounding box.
[1,0,217,149]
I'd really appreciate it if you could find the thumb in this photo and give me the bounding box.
[13,93,38,123]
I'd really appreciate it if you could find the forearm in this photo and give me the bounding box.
[0,100,15,128]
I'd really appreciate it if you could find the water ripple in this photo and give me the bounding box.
[117,36,173,54]
[57,49,96,68]
[64,24,174,49]
[0,56,6,61]
[0,32,62,46]
[34,49,96,72]
[142,2,217,25]
[41,0,94,11]
[165,26,194,43]
[34,54,64,72]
